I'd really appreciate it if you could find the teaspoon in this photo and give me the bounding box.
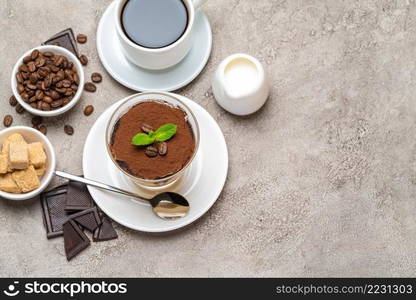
[55,171,190,220]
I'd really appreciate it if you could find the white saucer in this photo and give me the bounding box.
[82,93,228,232]
[96,1,212,92]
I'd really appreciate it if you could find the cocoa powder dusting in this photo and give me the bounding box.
[110,101,195,179]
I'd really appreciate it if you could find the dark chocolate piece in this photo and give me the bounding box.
[43,28,79,57]
[64,180,94,211]
[70,207,102,232]
[63,220,90,261]
[40,185,70,239]
[93,215,118,242]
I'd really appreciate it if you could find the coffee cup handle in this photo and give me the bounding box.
[193,0,207,9]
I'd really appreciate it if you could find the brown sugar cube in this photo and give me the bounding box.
[9,140,29,170]
[0,173,21,194]
[0,154,8,174]
[35,166,46,177]
[28,142,47,168]
[1,133,24,155]
[12,166,40,193]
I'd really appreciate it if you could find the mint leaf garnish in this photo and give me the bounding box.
[131,123,177,146]
[155,124,177,142]
[131,133,156,146]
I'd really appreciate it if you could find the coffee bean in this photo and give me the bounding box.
[141,123,154,134]
[9,95,17,107]
[29,73,38,84]
[31,116,43,127]
[43,96,53,103]
[34,57,46,68]
[37,124,47,135]
[3,115,13,127]
[29,96,37,103]
[145,146,158,158]
[30,49,40,60]
[156,142,168,156]
[91,72,102,83]
[17,84,25,94]
[27,61,36,72]
[41,102,51,111]
[62,98,70,105]
[23,55,32,64]
[35,90,44,100]
[43,51,54,58]
[51,99,63,108]
[73,73,80,85]
[21,92,29,102]
[30,103,37,109]
[16,72,23,83]
[79,55,88,66]
[19,64,29,73]
[62,80,71,88]
[84,82,96,92]
[84,105,94,116]
[64,125,74,135]
[76,34,87,44]
[21,71,29,80]
[15,104,25,114]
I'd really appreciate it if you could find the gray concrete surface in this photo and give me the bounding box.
[0,0,416,277]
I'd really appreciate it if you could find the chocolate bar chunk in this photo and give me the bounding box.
[40,185,70,239]
[70,207,102,232]
[63,220,90,261]
[43,28,79,57]
[93,215,118,242]
[65,180,94,211]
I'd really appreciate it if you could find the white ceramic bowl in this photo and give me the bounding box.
[11,45,85,117]
[0,126,56,201]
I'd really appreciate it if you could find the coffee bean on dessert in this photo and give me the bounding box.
[156,142,168,156]
[84,105,94,116]
[3,115,13,127]
[79,55,88,66]
[141,123,154,134]
[15,104,25,114]
[91,72,102,83]
[77,34,87,44]
[31,116,43,127]
[84,82,96,92]
[64,125,74,136]
[37,124,47,135]
[145,146,158,158]
[9,95,17,107]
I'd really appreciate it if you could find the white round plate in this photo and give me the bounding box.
[83,93,228,232]
[96,1,212,92]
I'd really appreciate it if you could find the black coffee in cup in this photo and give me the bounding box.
[121,0,188,49]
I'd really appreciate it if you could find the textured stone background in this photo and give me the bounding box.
[1,0,416,277]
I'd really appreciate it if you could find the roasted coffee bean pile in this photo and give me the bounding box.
[15,49,79,111]
[4,30,101,136]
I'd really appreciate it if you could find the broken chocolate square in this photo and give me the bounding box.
[63,219,90,261]
[64,180,94,211]
[70,207,102,232]
[43,28,79,57]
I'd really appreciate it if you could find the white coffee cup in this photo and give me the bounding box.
[115,0,206,70]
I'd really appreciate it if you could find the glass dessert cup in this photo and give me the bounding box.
[105,92,200,189]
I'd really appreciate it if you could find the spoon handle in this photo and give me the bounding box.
[55,171,150,203]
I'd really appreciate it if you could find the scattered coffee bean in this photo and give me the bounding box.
[15,50,79,111]
[141,123,154,134]
[64,125,74,136]
[84,82,96,92]
[79,55,88,66]
[37,124,47,135]
[84,105,94,116]
[15,104,25,114]
[9,95,17,107]
[76,34,87,44]
[145,146,158,158]
[31,116,43,127]
[156,142,168,156]
[91,72,102,83]
[3,115,13,127]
